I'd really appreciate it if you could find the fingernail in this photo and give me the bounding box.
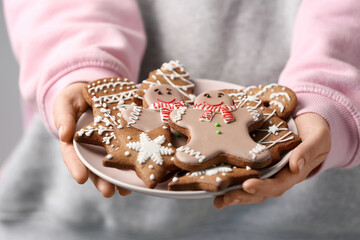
[247,188,256,194]
[298,158,305,171]
[59,125,64,139]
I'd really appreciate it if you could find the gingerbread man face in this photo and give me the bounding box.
[144,85,184,107]
[194,90,233,107]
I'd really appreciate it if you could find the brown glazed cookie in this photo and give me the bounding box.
[168,90,272,172]
[168,165,260,192]
[74,77,138,154]
[103,85,185,188]
[134,60,196,105]
[223,85,301,165]
[240,83,298,119]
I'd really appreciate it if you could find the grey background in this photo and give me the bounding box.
[0,2,22,164]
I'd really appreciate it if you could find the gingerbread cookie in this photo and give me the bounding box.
[169,90,272,172]
[223,85,301,164]
[135,60,196,105]
[74,77,138,153]
[103,85,185,188]
[240,83,297,119]
[168,165,259,192]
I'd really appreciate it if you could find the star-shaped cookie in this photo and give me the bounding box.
[168,165,259,191]
[103,85,186,188]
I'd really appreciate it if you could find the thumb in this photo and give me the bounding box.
[54,98,77,142]
[289,113,331,175]
[53,83,88,142]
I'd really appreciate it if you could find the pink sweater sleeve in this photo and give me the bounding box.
[4,0,146,136]
[279,0,360,172]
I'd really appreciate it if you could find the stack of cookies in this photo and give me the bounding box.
[75,60,301,191]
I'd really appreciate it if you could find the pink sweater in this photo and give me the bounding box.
[4,0,360,173]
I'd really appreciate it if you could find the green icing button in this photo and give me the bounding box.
[215,123,220,127]
[216,130,222,134]
[175,133,181,137]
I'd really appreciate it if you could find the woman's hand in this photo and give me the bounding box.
[53,83,131,197]
[214,113,331,209]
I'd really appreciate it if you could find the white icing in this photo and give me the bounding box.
[125,151,130,156]
[88,80,134,93]
[142,60,195,103]
[246,166,252,170]
[92,89,137,104]
[126,132,174,165]
[172,177,179,182]
[106,154,113,159]
[177,146,206,163]
[259,131,294,149]
[248,144,267,160]
[270,92,291,101]
[174,107,187,122]
[150,174,155,181]
[216,177,222,183]
[254,83,278,97]
[269,101,285,112]
[127,106,142,127]
[102,132,116,145]
[189,165,233,177]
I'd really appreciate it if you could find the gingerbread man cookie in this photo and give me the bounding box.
[168,165,259,192]
[103,85,186,188]
[223,85,301,164]
[135,60,196,105]
[74,77,138,154]
[169,90,272,172]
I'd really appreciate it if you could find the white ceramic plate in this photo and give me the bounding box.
[74,79,298,199]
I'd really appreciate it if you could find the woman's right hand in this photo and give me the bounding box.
[53,83,131,197]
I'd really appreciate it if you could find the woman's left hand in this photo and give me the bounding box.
[214,113,331,209]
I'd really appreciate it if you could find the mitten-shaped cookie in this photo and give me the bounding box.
[74,77,138,154]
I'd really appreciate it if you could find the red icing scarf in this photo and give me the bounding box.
[194,103,237,123]
[150,101,186,123]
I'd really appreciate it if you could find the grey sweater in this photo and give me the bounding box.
[1,1,360,239]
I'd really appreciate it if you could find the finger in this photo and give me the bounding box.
[60,140,88,184]
[215,189,268,209]
[53,83,88,142]
[89,171,115,198]
[214,195,225,209]
[241,167,299,198]
[54,97,78,142]
[116,187,132,197]
[289,115,330,174]
[242,152,328,198]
